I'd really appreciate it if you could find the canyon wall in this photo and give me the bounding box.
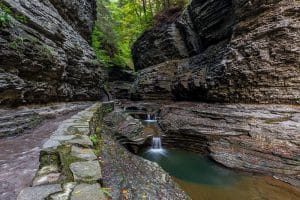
[0,0,106,106]
[131,0,300,104]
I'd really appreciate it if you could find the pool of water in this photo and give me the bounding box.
[140,148,300,200]
[141,148,237,186]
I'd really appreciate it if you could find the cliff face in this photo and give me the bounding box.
[131,0,300,104]
[0,0,106,106]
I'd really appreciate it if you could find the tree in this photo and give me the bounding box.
[92,0,189,69]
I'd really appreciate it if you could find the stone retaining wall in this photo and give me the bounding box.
[18,102,114,200]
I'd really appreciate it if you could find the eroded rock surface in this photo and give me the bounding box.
[100,115,190,199]
[0,0,106,106]
[106,67,136,100]
[131,0,300,104]
[0,102,91,137]
[158,102,300,187]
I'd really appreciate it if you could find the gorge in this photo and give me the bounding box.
[0,0,300,199]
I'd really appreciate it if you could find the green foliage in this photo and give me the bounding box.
[89,134,99,146]
[100,187,112,197]
[0,11,10,27]
[0,2,28,24]
[9,36,24,56]
[9,36,24,49]
[34,43,54,61]
[92,0,189,69]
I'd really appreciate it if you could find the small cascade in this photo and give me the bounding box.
[152,137,162,149]
[148,136,165,154]
[145,113,157,123]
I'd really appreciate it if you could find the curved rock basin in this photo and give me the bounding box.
[140,148,300,200]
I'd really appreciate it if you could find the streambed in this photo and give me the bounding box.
[140,148,300,200]
[118,101,300,199]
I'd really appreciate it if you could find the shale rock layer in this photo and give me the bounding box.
[132,0,300,104]
[0,0,106,106]
[158,102,300,187]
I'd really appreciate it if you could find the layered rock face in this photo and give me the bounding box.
[106,67,136,100]
[132,23,189,71]
[48,0,97,43]
[132,0,300,104]
[0,0,106,106]
[158,102,300,187]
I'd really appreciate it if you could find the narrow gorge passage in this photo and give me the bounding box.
[0,0,300,199]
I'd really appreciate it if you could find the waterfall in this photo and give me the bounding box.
[148,136,165,154]
[152,137,162,149]
[145,113,157,122]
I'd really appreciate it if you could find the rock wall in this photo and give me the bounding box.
[106,66,136,100]
[131,0,300,104]
[0,0,106,106]
[158,102,300,187]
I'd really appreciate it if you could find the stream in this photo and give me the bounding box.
[140,148,300,200]
[137,112,300,200]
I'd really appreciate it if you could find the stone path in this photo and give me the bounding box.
[0,102,90,200]
[17,102,114,200]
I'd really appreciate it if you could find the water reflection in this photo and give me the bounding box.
[140,149,300,200]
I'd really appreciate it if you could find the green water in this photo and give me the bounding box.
[140,148,300,200]
[140,148,238,186]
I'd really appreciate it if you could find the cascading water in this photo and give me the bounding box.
[148,136,165,154]
[145,113,157,123]
[152,137,162,149]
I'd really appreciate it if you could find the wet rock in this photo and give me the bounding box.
[17,184,62,200]
[71,146,97,161]
[70,161,102,182]
[100,121,190,199]
[70,183,105,200]
[158,102,300,187]
[104,111,149,145]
